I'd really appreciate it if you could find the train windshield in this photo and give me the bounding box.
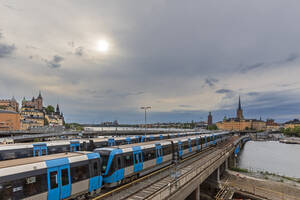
[99,151,110,174]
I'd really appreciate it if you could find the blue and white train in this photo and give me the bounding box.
[95,131,231,187]
[0,131,211,161]
[0,151,102,200]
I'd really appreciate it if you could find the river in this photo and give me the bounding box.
[237,140,300,178]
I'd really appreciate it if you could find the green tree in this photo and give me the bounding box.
[45,105,55,114]
[207,124,218,130]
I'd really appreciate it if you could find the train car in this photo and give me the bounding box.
[94,140,173,187]
[0,151,102,200]
[95,132,231,188]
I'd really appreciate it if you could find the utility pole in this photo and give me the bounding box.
[140,106,151,136]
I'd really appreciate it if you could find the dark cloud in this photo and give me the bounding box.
[247,92,260,96]
[0,43,16,58]
[75,47,84,56]
[205,78,219,87]
[46,55,64,68]
[240,62,265,73]
[216,89,233,94]
[284,54,298,63]
[179,105,193,108]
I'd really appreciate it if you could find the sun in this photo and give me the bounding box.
[97,40,109,52]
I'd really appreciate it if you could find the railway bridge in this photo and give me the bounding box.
[94,135,249,200]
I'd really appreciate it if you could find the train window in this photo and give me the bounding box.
[124,154,133,167]
[115,157,120,169]
[61,169,69,186]
[50,171,58,189]
[23,174,48,196]
[135,153,139,162]
[93,162,99,177]
[71,165,89,183]
[101,155,109,174]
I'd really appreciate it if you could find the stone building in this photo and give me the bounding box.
[20,92,44,130]
[284,119,300,129]
[266,119,280,131]
[0,97,19,112]
[22,91,43,111]
[0,110,21,131]
[216,97,266,131]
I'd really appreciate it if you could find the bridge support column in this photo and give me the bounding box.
[185,184,200,200]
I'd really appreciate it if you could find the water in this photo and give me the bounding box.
[238,141,300,178]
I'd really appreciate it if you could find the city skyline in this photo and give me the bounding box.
[1,1,300,123]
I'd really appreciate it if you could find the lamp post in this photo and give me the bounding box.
[140,106,151,136]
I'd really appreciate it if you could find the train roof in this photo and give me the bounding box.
[0,151,92,169]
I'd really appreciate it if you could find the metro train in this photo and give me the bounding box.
[0,131,211,161]
[0,151,102,200]
[95,131,231,187]
[0,132,231,199]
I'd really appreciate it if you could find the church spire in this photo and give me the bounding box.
[236,96,244,120]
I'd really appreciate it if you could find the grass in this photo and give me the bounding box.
[259,170,300,183]
[230,167,249,173]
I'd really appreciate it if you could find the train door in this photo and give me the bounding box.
[33,143,48,157]
[70,141,80,152]
[115,155,124,182]
[88,153,102,192]
[47,164,71,200]
[188,139,192,153]
[108,138,116,146]
[125,137,131,144]
[132,147,143,173]
[160,135,163,140]
[178,141,182,158]
[196,138,199,152]
[155,144,163,164]
[205,136,208,147]
[213,134,216,145]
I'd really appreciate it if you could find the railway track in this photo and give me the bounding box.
[92,137,236,200]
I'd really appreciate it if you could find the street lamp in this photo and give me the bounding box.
[140,106,151,136]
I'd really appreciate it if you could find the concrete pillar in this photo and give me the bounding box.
[185,184,200,200]
[196,185,200,200]
[217,167,220,183]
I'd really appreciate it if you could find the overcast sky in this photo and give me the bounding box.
[1,0,300,124]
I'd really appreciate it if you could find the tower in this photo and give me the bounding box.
[208,112,213,126]
[36,91,43,110]
[56,104,60,115]
[236,96,244,120]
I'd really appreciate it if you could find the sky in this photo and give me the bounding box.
[1,0,300,124]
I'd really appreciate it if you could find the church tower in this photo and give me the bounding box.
[208,112,213,126]
[236,96,244,120]
[36,91,43,110]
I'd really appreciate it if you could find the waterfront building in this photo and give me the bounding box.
[284,119,300,129]
[0,110,21,131]
[216,97,266,131]
[0,97,19,112]
[266,119,280,131]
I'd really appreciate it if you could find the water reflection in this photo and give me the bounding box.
[238,141,300,178]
